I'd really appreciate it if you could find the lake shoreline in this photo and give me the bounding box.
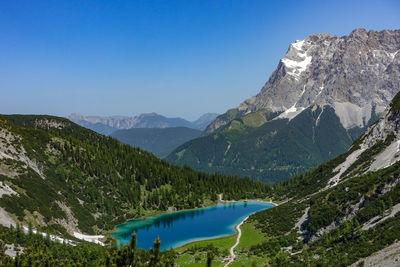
[174,202,271,251]
[108,198,277,239]
[218,198,279,207]
[173,212,251,250]
[111,200,275,250]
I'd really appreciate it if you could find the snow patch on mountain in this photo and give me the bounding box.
[73,232,105,246]
[277,85,307,120]
[281,40,312,80]
[278,105,306,120]
[206,29,400,134]
[22,226,77,246]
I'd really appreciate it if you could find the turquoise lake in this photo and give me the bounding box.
[111,201,274,250]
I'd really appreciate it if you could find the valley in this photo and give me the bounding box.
[0,115,270,237]
[1,26,400,267]
[2,89,400,265]
[68,113,218,159]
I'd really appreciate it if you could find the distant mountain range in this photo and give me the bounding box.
[167,28,400,183]
[110,127,202,158]
[68,112,218,135]
[67,112,218,157]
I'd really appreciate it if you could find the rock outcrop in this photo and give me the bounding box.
[206,28,400,134]
[169,29,400,183]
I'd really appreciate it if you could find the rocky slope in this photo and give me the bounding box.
[207,28,400,133]
[169,28,400,183]
[68,112,218,135]
[242,91,400,265]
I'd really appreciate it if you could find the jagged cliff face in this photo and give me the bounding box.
[206,28,400,134]
[169,28,400,183]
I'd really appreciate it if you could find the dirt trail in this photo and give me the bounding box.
[224,216,248,267]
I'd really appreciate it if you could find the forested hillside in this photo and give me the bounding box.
[111,127,202,158]
[2,93,400,265]
[0,115,270,239]
[166,91,400,266]
[0,224,176,266]
[234,92,400,265]
[168,106,367,183]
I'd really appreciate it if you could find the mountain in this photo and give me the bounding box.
[4,92,399,266]
[168,28,400,183]
[192,113,219,130]
[66,117,118,136]
[68,112,219,135]
[0,115,269,239]
[240,91,400,266]
[110,127,202,158]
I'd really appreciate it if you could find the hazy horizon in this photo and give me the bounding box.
[67,111,219,121]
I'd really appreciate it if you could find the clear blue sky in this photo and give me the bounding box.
[1,0,399,120]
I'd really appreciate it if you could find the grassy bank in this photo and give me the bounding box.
[174,221,269,266]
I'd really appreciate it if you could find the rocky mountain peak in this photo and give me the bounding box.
[206,28,400,134]
[349,27,368,39]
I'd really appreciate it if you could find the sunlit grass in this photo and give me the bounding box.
[175,221,268,266]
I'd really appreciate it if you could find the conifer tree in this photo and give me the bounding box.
[353,219,362,239]
[380,200,386,216]
[128,232,137,265]
[153,236,161,265]
[129,232,137,249]
[105,251,111,267]
[388,196,393,213]
[206,250,213,267]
